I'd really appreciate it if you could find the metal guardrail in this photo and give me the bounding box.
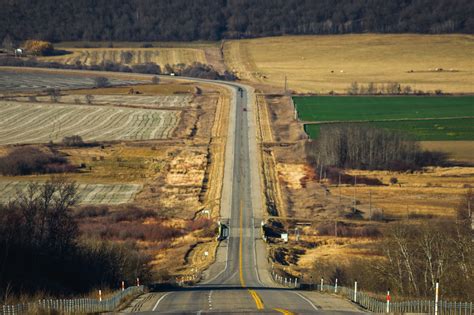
[0,285,144,315]
[310,284,473,314]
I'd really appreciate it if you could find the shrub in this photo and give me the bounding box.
[74,205,110,218]
[131,62,161,74]
[23,40,54,56]
[151,76,160,84]
[110,206,156,222]
[62,135,85,147]
[94,76,110,88]
[0,147,74,176]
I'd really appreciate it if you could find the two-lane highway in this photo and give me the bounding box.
[127,78,363,314]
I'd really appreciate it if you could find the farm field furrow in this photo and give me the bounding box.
[0,70,139,92]
[0,101,180,145]
[0,181,142,205]
[13,94,193,108]
[305,118,474,141]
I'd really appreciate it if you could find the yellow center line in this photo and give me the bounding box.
[239,199,246,287]
[239,199,264,310]
[249,289,265,310]
[273,308,295,315]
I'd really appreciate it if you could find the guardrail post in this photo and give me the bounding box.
[354,281,358,303]
[386,290,390,313]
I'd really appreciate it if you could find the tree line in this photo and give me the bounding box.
[306,124,447,171]
[310,191,474,300]
[0,0,472,43]
[0,56,236,81]
[0,178,152,300]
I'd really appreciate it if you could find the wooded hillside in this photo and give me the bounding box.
[0,0,472,42]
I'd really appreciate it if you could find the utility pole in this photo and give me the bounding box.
[353,175,357,210]
[339,173,342,203]
[369,191,372,220]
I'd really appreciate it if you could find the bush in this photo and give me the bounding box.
[0,146,74,176]
[131,62,161,74]
[316,222,381,238]
[151,76,160,84]
[110,206,156,222]
[23,40,54,56]
[94,76,110,88]
[62,135,84,147]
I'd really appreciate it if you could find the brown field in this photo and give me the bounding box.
[0,72,231,280]
[421,141,474,162]
[71,83,197,95]
[257,91,473,279]
[40,47,207,67]
[40,41,227,73]
[337,167,474,218]
[224,34,474,93]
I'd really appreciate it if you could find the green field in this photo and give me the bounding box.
[293,96,474,122]
[305,118,474,141]
[296,96,474,140]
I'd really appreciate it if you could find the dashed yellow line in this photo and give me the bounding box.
[248,289,265,310]
[273,308,295,315]
[239,199,265,310]
[239,199,246,287]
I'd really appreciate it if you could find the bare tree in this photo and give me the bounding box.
[347,81,359,95]
[85,94,94,104]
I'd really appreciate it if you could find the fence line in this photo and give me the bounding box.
[0,285,144,315]
[304,283,473,314]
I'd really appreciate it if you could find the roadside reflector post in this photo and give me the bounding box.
[137,277,140,287]
[354,280,358,303]
[121,281,125,291]
[98,290,102,302]
[335,278,338,293]
[386,289,391,313]
[435,281,439,315]
[295,278,298,288]
[320,278,324,291]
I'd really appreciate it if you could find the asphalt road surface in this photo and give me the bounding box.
[122,79,364,314]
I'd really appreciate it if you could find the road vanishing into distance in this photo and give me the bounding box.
[125,78,364,314]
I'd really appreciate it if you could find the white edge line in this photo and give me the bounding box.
[199,85,237,285]
[292,291,319,311]
[152,292,171,311]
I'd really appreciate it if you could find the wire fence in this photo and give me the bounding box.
[0,285,144,315]
[308,283,473,314]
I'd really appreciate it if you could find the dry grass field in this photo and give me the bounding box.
[40,48,207,67]
[0,69,231,281]
[257,92,473,283]
[224,34,474,93]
